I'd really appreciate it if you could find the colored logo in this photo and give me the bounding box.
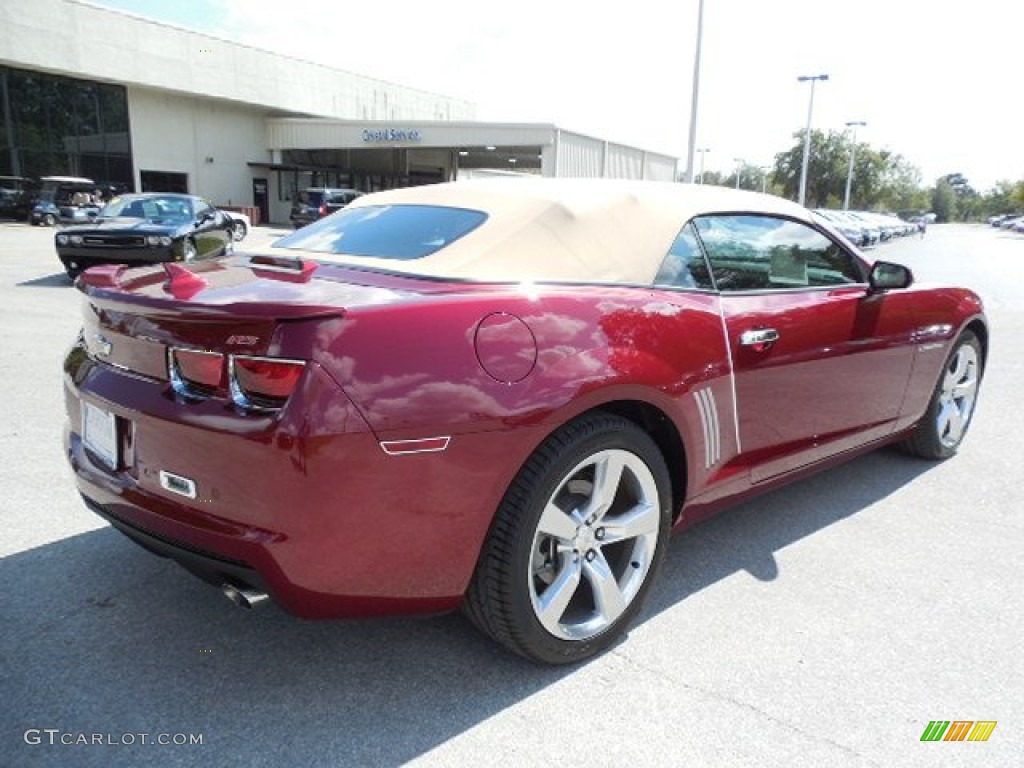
[920,721,996,742]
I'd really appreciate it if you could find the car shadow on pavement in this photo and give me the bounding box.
[1,448,935,767]
[16,272,72,288]
[644,447,935,618]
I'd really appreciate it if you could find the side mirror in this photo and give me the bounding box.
[869,261,913,292]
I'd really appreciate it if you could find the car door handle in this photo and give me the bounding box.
[740,328,780,347]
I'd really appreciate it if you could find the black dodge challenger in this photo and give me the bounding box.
[56,193,234,279]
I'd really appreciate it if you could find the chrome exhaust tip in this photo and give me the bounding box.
[221,583,269,609]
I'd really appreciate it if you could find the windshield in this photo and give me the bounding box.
[298,190,325,207]
[100,196,193,222]
[274,204,487,261]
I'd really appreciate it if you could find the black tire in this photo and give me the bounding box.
[232,220,247,242]
[464,412,671,665]
[901,330,983,460]
[43,213,56,227]
[183,239,197,262]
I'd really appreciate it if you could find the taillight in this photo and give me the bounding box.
[318,204,327,216]
[168,348,224,396]
[229,355,305,409]
[168,348,305,411]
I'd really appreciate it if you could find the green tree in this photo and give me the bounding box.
[697,170,725,187]
[773,129,848,207]
[772,129,910,209]
[877,155,927,212]
[1013,179,1024,209]
[722,162,774,193]
[848,147,887,209]
[937,173,979,220]
[931,179,958,222]
[727,131,932,212]
[981,180,1016,217]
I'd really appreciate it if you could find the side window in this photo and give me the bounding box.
[193,201,213,222]
[653,222,714,290]
[693,214,863,291]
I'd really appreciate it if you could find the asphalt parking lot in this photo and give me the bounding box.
[1,221,1022,767]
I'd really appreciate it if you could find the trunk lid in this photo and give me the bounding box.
[75,255,444,379]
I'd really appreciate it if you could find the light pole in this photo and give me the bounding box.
[734,158,743,190]
[760,166,771,194]
[796,73,828,206]
[684,0,705,183]
[697,148,710,183]
[843,120,866,210]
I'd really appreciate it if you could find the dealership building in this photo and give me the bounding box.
[1,0,678,224]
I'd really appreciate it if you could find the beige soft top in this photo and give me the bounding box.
[280,177,814,284]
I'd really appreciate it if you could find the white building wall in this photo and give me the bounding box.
[541,145,558,177]
[456,169,534,180]
[555,132,605,178]
[128,88,269,206]
[2,0,680,206]
[555,131,677,180]
[606,144,645,179]
[0,0,474,122]
[643,154,679,182]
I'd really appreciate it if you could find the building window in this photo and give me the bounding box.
[140,170,188,194]
[0,65,134,190]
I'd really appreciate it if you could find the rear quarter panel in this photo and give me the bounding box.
[308,284,732,508]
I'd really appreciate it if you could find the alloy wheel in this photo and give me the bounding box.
[528,448,660,641]
[937,342,979,448]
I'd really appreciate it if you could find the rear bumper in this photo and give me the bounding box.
[65,418,474,619]
[82,493,269,593]
[63,345,538,619]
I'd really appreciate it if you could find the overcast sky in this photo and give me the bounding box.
[91,0,1021,191]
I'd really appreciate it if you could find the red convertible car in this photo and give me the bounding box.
[63,179,986,664]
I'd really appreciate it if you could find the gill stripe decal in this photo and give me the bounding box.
[693,387,721,469]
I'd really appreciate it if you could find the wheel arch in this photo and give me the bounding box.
[576,399,688,524]
[963,317,988,371]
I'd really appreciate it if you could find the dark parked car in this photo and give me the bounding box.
[812,209,868,248]
[56,193,234,278]
[289,187,363,228]
[0,175,35,220]
[812,209,879,248]
[63,179,986,664]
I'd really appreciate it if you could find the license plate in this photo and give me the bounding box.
[83,402,118,469]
